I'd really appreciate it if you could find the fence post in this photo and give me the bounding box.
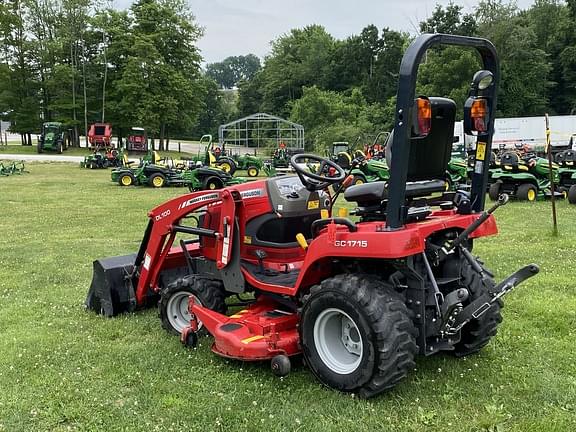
[178,142,181,153]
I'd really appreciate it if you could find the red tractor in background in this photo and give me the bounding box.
[86,34,538,398]
[126,127,148,152]
[87,123,113,151]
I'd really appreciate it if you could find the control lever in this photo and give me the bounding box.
[254,249,267,274]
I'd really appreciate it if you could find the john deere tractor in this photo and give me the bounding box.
[38,122,68,154]
[489,150,560,201]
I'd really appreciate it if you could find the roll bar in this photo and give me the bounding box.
[387,33,499,229]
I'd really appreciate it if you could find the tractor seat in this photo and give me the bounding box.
[344,179,446,206]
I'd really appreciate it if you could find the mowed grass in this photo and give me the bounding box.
[0,164,575,432]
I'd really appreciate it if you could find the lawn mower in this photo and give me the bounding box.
[38,122,68,154]
[81,149,122,169]
[111,156,244,190]
[488,149,561,201]
[86,34,538,398]
[555,149,576,204]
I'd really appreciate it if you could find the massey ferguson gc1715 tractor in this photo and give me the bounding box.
[86,34,538,398]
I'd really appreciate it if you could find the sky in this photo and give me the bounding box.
[114,0,536,64]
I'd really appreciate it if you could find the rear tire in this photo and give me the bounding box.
[452,253,503,357]
[516,183,537,201]
[159,276,226,336]
[568,185,576,204]
[488,182,501,201]
[202,176,224,190]
[217,158,237,175]
[300,274,417,398]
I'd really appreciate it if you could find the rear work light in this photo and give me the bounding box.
[470,98,488,132]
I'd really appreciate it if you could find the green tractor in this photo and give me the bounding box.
[555,149,576,204]
[348,152,390,186]
[38,122,68,154]
[489,151,561,201]
[208,137,263,177]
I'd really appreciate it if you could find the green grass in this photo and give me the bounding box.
[0,164,575,431]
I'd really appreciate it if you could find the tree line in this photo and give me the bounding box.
[1,1,575,151]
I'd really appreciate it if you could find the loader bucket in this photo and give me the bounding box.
[85,253,140,317]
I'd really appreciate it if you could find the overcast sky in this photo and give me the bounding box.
[114,0,535,64]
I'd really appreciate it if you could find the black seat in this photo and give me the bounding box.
[346,97,456,210]
[500,151,520,167]
[345,179,446,205]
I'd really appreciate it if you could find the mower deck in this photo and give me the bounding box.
[187,296,300,361]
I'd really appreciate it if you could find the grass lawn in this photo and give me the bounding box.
[0,163,575,432]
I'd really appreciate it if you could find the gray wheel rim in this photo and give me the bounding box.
[313,308,363,374]
[166,292,202,333]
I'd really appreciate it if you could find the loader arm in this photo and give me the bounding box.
[133,188,239,305]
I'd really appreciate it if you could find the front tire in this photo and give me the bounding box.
[202,176,224,190]
[118,172,135,186]
[159,276,226,336]
[488,182,501,201]
[149,172,166,188]
[247,166,259,177]
[352,175,366,186]
[300,274,417,398]
[568,185,576,204]
[516,183,537,201]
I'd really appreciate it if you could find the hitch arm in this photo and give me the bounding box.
[446,264,539,334]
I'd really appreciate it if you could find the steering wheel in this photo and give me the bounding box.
[290,154,346,191]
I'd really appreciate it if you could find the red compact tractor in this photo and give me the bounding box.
[86,34,538,398]
[87,123,113,151]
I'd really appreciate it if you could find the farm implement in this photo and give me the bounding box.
[87,34,538,398]
[0,160,27,176]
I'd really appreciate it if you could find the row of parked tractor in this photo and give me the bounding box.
[80,133,305,191]
[328,136,576,204]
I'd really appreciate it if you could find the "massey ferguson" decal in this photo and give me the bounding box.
[240,188,264,199]
[178,193,219,210]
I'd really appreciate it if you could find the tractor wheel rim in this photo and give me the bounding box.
[313,308,363,375]
[220,163,230,172]
[528,189,536,201]
[166,292,202,333]
[209,183,216,190]
[121,176,132,186]
[153,176,164,187]
[355,179,364,185]
[248,168,257,176]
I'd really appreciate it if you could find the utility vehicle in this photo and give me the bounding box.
[86,34,538,398]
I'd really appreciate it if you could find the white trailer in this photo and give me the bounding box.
[491,115,576,151]
[454,115,576,153]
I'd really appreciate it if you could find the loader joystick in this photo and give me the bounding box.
[290,154,346,191]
